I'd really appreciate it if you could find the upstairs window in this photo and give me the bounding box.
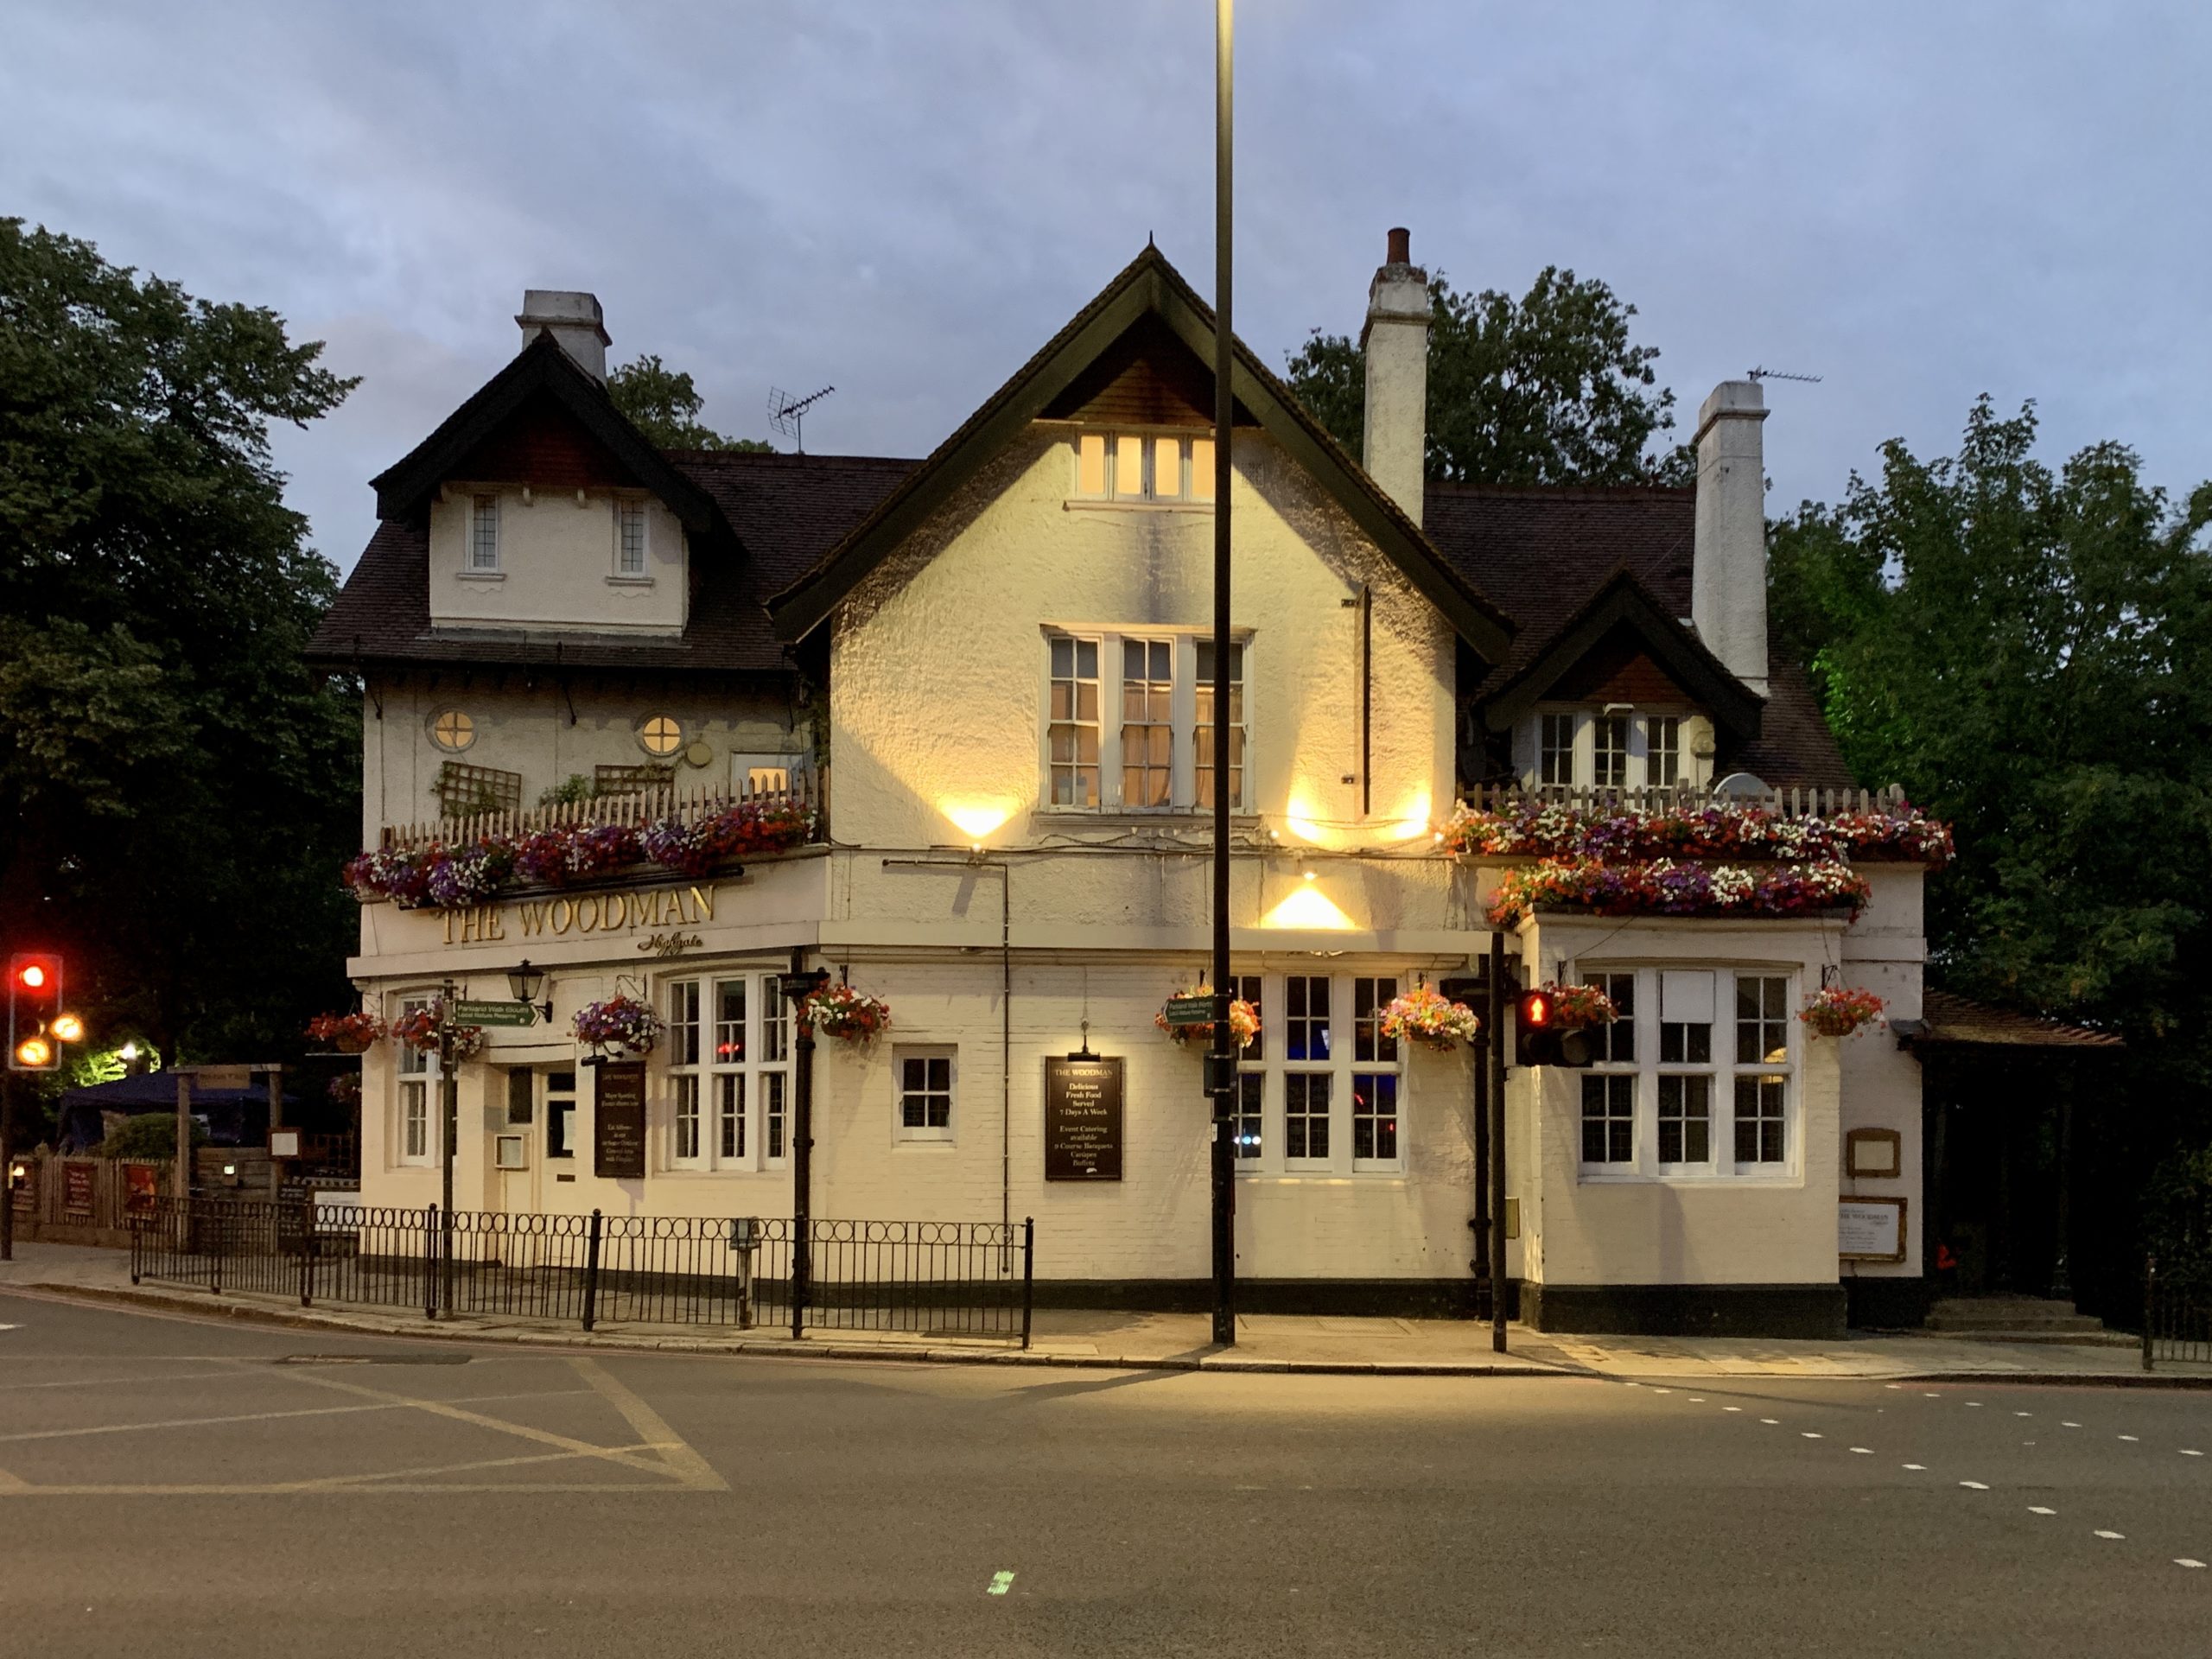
[1073,432,1216,504]
[1539,713,1576,785]
[469,494,500,571]
[1045,632,1250,812]
[1531,709,1696,791]
[1592,713,1630,788]
[1648,716,1681,787]
[617,499,647,575]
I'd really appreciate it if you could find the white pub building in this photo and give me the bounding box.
[312,236,1942,1335]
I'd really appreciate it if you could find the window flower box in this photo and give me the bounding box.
[1484,858,1872,929]
[1442,798,1952,869]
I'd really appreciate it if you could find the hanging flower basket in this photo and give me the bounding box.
[572,994,664,1058]
[305,1011,386,1055]
[391,1002,485,1061]
[804,983,892,1045]
[1536,982,1620,1030]
[1799,985,1886,1039]
[1155,985,1261,1050]
[1380,987,1481,1052]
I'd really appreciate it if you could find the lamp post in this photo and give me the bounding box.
[1205,0,1237,1349]
[437,976,457,1318]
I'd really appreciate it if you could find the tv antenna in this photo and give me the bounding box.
[767,385,836,453]
[1746,366,1822,385]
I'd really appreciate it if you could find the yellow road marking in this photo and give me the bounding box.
[0,1388,592,1446]
[567,1357,728,1491]
[272,1367,671,1476]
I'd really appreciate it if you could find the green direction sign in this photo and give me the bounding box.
[452,1000,537,1028]
[1163,995,1215,1028]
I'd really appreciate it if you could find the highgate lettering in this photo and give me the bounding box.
[441,885,719,945]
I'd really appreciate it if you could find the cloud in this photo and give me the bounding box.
[6,0,2208,574]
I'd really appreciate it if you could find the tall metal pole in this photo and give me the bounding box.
[438,976,457,1319]
[781,956,827,1341]
[1487,934,1508,1353]
[1206,0,1237,1350]
[0,1073,15,1262]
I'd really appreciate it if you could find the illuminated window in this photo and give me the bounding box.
[1071,431,1205,504]
[666,974,788,1171]
[470,495,500,571]
[1231,971,1407,1177]
[1194,639,1245,810]
[617,499,647,575]
[638,715,684,758]
[1045,632,1252,813]
[429,710,474,753]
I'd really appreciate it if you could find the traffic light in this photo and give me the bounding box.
[1513,988,1595,1069]
[9,953,76,1071]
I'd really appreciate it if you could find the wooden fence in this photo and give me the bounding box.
[378,773,817,857]
[9,1154,172,1247]
[1452,782,1910,819]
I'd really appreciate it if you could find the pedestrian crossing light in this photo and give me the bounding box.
[1514,988,1594,1069]
[10,952,79,1072]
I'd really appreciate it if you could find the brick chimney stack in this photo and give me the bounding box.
[1360,227,1430,527]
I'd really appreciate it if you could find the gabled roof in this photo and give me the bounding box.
[766,245,1516,659]
[1478,566,1764,740]
[369,330,724,537]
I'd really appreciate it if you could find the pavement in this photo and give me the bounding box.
[2,1284,2209,1659]
[3,1237,2198,1384]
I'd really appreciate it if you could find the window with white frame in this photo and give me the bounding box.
[616,499,647,575]
[1230,972,1408,1177]
[1044,631,1251,812]
[1573,967,1797,1179]
[1592,712,1630,789]
[664,972,791,1171]
[469,494,500,572]
[545,1070,577,1160]
[1648,716,1682,787]
[895,1046,956,1143]
[1539,712,1576,785]
[1071,430,1216,505]
[395,996,434,1166]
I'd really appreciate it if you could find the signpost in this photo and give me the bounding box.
[452,1001,538,1028]
[1162,995,1214,1028]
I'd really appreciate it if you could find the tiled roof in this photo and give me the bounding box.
[307,451,912,674]
[1422,481,1853,789]
[1913,990,2126,1050]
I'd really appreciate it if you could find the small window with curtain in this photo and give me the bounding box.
[1194,639,1246,810]
[1048,636,1102,807]
[1119,639,1174,808]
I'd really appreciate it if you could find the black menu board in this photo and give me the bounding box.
[1044,1057,1123,1182]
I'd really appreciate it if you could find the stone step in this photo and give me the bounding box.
[1925,1296,2106,1334]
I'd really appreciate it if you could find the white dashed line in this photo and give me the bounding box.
[2014,1411,2032,1418]
[1802,1432,1822,1440]
[1850,1446,1873,1454]
[1687,1398,1705,1403]
[1651,1388,1672,1395]
[1760,1418,1780,1426]
[1923,1392,1940,1398]
[2094,1530,2125,1541]
[2028,1507,2056,1516]
[2120,1435,2140,1442]
[1723,1407,1742,1414]
[2177,1559,2207,1570]
[1903,1464,1927,1471]
[1960,1481,1989,1491]
[1965,1402,1984,1408]
[2183,1450,2203,1458]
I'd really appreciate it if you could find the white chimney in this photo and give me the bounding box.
[1360,227,1430,527]
[516,289,609,382]
[1691,379,1770,694]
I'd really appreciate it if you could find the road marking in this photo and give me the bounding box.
[2177,1560,2207,1570]
[1760,1418,1780,1425]
[2094,1530,2125,1541]
[2029,1507,2056,1516]
[564,1358,728,1492]
[2119,1435,2140,1442]
[1801,1433,1822,1440]
[988,1572,1015,1596]
[1723,1407,1742,1413]
[2062,1421,2081,1428]
[2014,1411,2031,1418]
[1965,1402,1983,1408]
[2183,1450,2203,1457]
[1923,1392,1940,1397]
[0,1389,590,1446]
[1960,1481,1989,1491]
[1688,1397,1705,1403]
[0,1368,244,1395]
[1850,1447,1873,1454]
[1651,1388,1672,1394]
[1904,1464,1927,1471]
[277,1366,672,1478]
[0,1325,19,1332]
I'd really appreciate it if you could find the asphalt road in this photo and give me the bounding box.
[1,1288,2207,1658]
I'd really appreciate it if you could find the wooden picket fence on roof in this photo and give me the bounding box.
[1453,781,1910,820]
[378,771,817,855]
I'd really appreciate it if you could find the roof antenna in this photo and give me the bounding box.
[767,385,836,454]
[1745,366,1822,385]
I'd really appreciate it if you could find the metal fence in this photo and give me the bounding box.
[129,1197,1033,1346]
[2143,1256,2211,1370]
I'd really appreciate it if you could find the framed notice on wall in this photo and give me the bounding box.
[1839,1196,1908,1263]
[1044,1057,1123,1182]
[594,1061,647,1179]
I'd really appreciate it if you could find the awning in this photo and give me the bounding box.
[1895,989,2125,1051]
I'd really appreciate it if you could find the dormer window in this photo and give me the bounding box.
[1072,431,1216,505]
[617,499,647,575]
[1529,709,1704,792]
[469,494,500,571]
[1648,716,1681,787]
[1540,714,1576,785]
[1592,713,1630,788]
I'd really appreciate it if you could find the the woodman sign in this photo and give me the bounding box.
[1044,1057,1123,1182]
[438,884,721,946]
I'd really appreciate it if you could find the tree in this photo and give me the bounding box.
[1285,267,1690,486]
[0,218,362,1071]
[607,353,772,452]
[1770,397,2212,1304]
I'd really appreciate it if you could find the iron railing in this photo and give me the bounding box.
[2142,1256,2211,1370]
[129,1197,1033,1346]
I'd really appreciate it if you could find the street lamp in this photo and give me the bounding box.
[1205,0,1237,1349]
[506,960,553,1022]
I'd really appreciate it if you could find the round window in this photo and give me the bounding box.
[429,710,474,753]
[637,715,684,758]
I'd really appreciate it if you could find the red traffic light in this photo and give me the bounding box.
[18,963,45,990]
[9,952,65,1073]
[1518,989,1552,1027]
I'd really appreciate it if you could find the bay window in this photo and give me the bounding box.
[664,971,792,1172]
[394,995,434,1167]
[1574,967,1798,1180]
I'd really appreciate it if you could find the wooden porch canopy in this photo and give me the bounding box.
[1894,991,2125,1052]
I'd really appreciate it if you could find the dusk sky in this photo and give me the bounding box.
[6,2,2205,575]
